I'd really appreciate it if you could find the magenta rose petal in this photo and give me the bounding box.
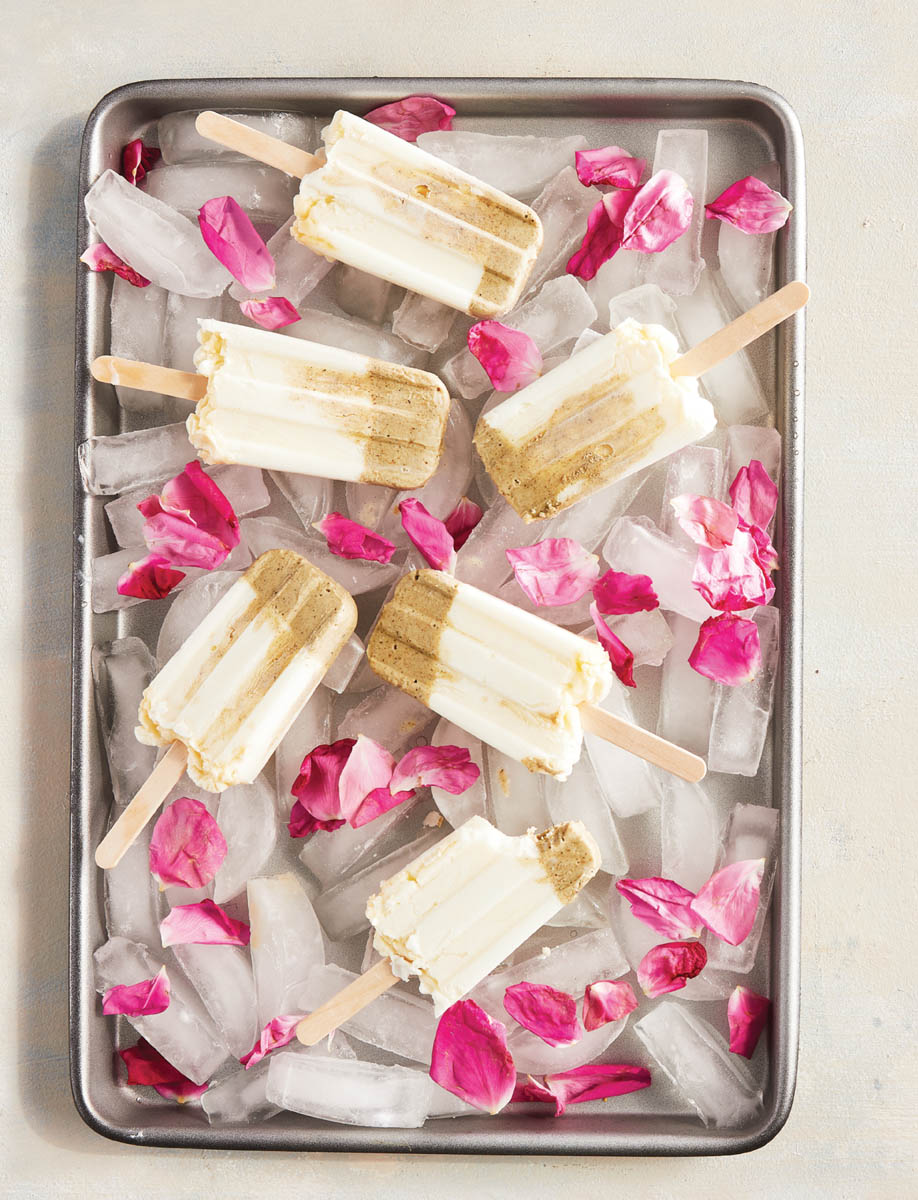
[289,739,356,827]
[287,810,345,839]
[503,982,582,1047]
[621,170,693,254]
[149,796,228,889]
[729,460,779,530]
[338,734,396,825]
[314,512,396,564]
[615,877,704,940]
[240,1014,304,1068]
[689,613,762,685]
[670,494,740,550]
[116,553,185,600]
[592,568,659,615]
[444,496,483,550]
[139,461,240,569]
[506,538,599,607]
[467,321,543,392]
[691,859,765,946]
[582,980,638,1031]
[102,966,171,1017]
[159,898,251,947]
[566,188,634,279]
[705,176,792,234]
[727,986,771,1058]
[429,999,516,1114]
[511,1075,557,1105]
[80,242,151,287]
[121,139,161,186]
[543,1064,652,1115]
[590,601,636,687]
[390,744,480,795]
[637,941,707,998]
[692,530,775,611]
[239,296,301,330]
[119,1038,208,1102]
[399,498,457,572]
[198,196,276,292]
[574,146,646,189]
[363,95,456,142]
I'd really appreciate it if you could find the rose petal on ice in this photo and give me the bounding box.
[574,146,646,189]
[139,461,240,569]
[399,498,457,572]
[615,876,704,940]
[670,494,739,550]
[729,460,779,530]
[348,785,416,828]
[119,1038,208,1102]
[705,176,792,234]
[102,966,171,1017]
[287,809,345,839]
[511,1075,557,1105]
[430,999,516,1114]
[621,169,693,254]
[121,138,161,186]
[240,1014,304,1068]
[444,496,483,550]
[338,734,396,824]
[116,553,185,600]
[289,738,356,825]
[592,568,659,615]
[748,522,779,573]
[149,796,228,888]
[503,982,582,1047]
[506,538,600,607]
[542,1064,652,1115]
[239,296,301,330]
[637,941,707,998]
[198,196,276,292]
[80,242,151,287]
[688,613,762,685]
[582,980,638,1031]
[590,601,635,687]
[390,744,480,795]
[159,898,251,947]
[692,530,775,611]
[566,188,634,280]
[363,95,456,142]
[691,859,765,946]
[467,321,543,392]
[313,512,396,564]
[727,986,771,1058]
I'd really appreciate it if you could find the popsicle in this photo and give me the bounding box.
[194,110,544,318]
[366,569,706,782]
[95,549,357,869]
[296,815,602,1043]
[91,319,451,488]
[475,282,810,521]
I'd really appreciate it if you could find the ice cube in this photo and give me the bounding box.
[454,498,532,592]
[607,283,679,335]
[656,613,715,757]
[172,944,259,1059]
[544,878,610,929]
[84,170,232,298]
[212,776,278,904]
[144,163,297,224]
[109,276,168,412]
[416,130,589,200]
[162,292,224,372]
[541,757,628,875]
[547,468,650,552]
[274,692,332,814]
[717,162,781,312]
[337,684,436,755]
[266,1053,432,1127]
[585,251,644,323]
[704,804,779,975]
[607,887,660,971]
[247,873,325,1027]
[572,328,603,353]
[525,167,603,297]
[660,444,723,546]
[92,544,248,614]
[269,470,333,532]
[603,516,714,623]
[240,516,401,595]
[158,110,316,165]
[91,636,157,807]
[641,130,708,297]
[103,823,165,947]
[707,605,780,777]
[229,215,335,306]
[585,683,663,818]
[155,570,240,665]
[486,748,550,836]
[201,1058,280,1124]
[333,264,399,324]
[298,792,424,890]
[427,1086,480,1119]
[634,1001,762,1126]
[661,776,721,892]
[495,575,591,630]
[321,633,365,694]
[597,609,674,667]
[722,425,781,529]
[429,717,490,827]
[392,291,457,353]
[507,1005,627,1076]
[79,423,195,496]
[282,306,428,368]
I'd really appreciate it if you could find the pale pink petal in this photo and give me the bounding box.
[582,980,638,1031]
[748,522,779,573]
[503,982,582,1047]
[80,242,150,287]
[621,170,693,254]
[149,796,227,888]
[139,461,240,569]
[691,859,765,946]
[729,460,779,530]
[542,1064,652,1115]
[615,876,704,939]
[692,529,775,611]
[467,321,543,392]
[240,1014,304,1068]
[637,941,707,998]
[688,613,762,685]
[289,739,355,826]
[103,966,171,1017]
[338,734,396,824]
[198,196,276,292]
[121,139,161,186]
[390,744,480,795]
[429,999,516,1114]
[592,568,659,615]
[119,1039,208,1102]
[727,986,771,1058]
[159,898,251,947]
[239,296,301,330]
[566,188,634,279]
[313,512,396,564]
[116,553,185,600]
[347,785,416,829]
[506,538,600,607]
[705,176,792,234]
[590,601,635,687]
[574,147,646,189]
[444,496,483,549]
[363,96,456,142]
[670,494,739,550]
[399,498,457,572]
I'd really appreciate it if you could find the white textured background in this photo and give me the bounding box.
[2,2,916,1196]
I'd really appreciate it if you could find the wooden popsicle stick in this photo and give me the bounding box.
[296,959,399,1046]
[670,280,809,379]
[579,703,706,783]
[194,111,321,179]
[94,742,189,869]
[91,356,207,403]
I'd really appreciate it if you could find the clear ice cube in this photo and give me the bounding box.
[282,306,428,368]
[143,163,297,224]
[656,613,715,757]
[269,470,334,532]
[229,215,334,307]
[585,682,663,818]
[507,1005,627,1076]
[607,283,679,335]
[392,291,457,353]
[717,162,781,313]
[660,444,723,546]
[241,516,401,596]
[266,1052,432,1127]
[157,110,316,165]
[660,776,721,892]
[172,943,259,1059]
[707,605,780,777]
[274,693,332,814]
[602,516,714,624]
[213,776,278,903]
[704,803,779,975]
[641,129,708,297]
[91,636,157,807]
[161,292,224,372]
[103,823,164,948]
[247,873,325,1027]
[416,130,589,200]
[524,166,602,297]
[334,264,398,324]
[155,570,240,665]
[428,717,490,827]
[109,276,168,413]
[79,423,195,496]
[541,756,628,875]
[486,747,550,836]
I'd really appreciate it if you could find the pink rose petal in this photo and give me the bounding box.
[287,810,345,839]
[615,876,704,940]
[347,785,416,829]
[689,613,762,685]
[637,941,707,998]
[239,296,301,330]
[338,734,396,824]
[102,966,171,1017]
[467,321,543,392]
[582,980,638,1031]
[198,196,276,292]
[430,999,516,1114]
[566,188,634,280]
[705,176,792,234]
[159,899,251,947]
[444,496,483,550]
[240,1014,304,1068]
[729,460,779,530]
[289,739,356,827]
[80,242,151,287]
[313,512,396,564]
[149,796,227,889]
[119,1038,208,1102]
[506,538,600,607]
[670,494,740,550]
[727,986,771,1058]
[503,982,582,1047]
[748,522,779,573]
[390,744,480,795]
[511,1075,557,1105]
[621,169,694,254]
[591,568,659,615]
[542,1064,652,1115]
[121,139,161,187]
[363,95,456,142]
[691,859,765,946]
[590,601,635,688]
[116,553,185,600]
[692,528,775,611]
[399,498,456,572]
[139,461,240,570]
[574,146,646,189]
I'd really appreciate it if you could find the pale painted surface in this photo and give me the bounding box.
[1,1,916,1196]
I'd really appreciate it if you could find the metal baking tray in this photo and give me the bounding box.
[70,77,805,1155]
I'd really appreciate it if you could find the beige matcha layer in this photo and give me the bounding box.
[187,319,450,488]
[137,549,357,791]
[475,318,717,521]
[292,111,543,318]
[367,569,612,779]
